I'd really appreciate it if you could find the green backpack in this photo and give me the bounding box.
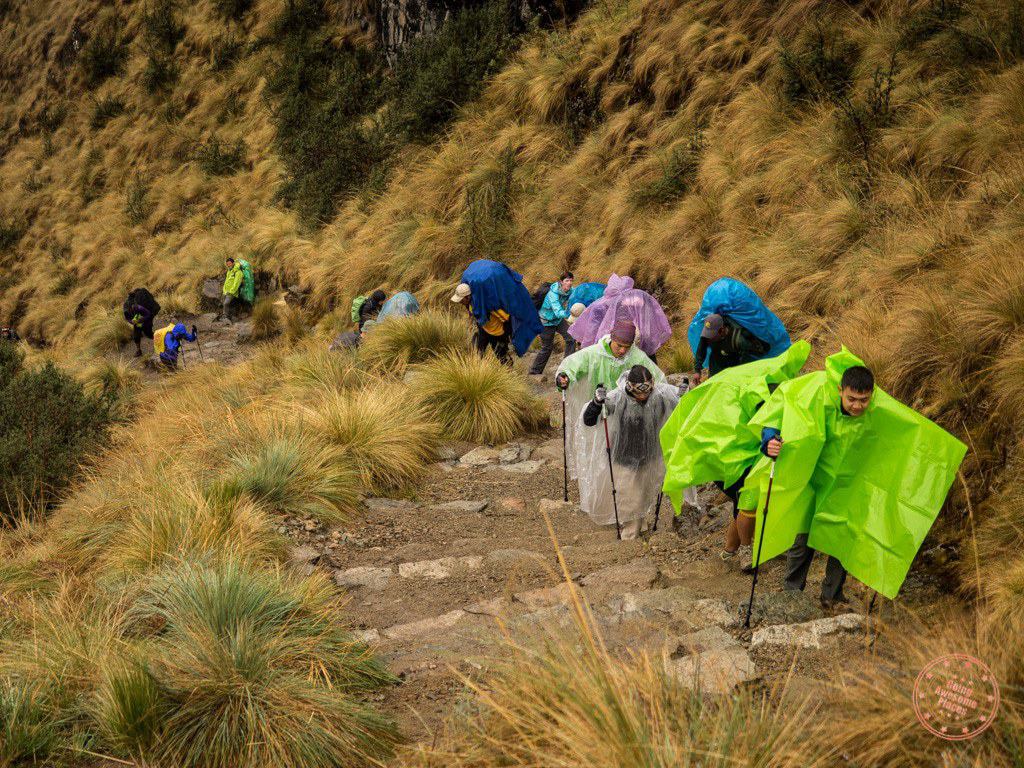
[350,295,368,324]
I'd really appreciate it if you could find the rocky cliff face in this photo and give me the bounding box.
[375,0,585,61]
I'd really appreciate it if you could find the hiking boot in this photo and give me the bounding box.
[134,348,142,357]
[719,548,737,562]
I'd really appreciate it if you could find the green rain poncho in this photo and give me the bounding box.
[659,341,811,514]
[740,348,967,599]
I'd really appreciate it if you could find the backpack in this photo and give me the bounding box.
[350,295,369,324]
[123,287,160,321]
[153,324,175,355]
[531,282,552,310]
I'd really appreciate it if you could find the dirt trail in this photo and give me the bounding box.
[281,359,954,745]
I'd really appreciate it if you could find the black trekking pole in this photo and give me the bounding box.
[193,326,205,363]
[600,390,622,541]
[743,458,776,629]
[179,347,186,370]
[561,390,569,502]
[653,492,663,532]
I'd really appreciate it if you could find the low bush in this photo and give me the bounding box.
[79,358,143,420]
[249,297,280,341]
[306,387,438,492]
[142,0,185,55]
[0,219,23,253]
[411,351,547,443]
[358,311,468,372]
[194,136,246,176]
[213,0,253,21]
[80,15,129,87]
[143,53,178,93]
[0,346,113,521]
[90,95,126,129]
[632,127,705,208]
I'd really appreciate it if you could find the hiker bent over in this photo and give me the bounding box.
[123,287,161,357]
[157,323,197,371]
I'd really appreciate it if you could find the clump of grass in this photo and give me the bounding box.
[213,0,252,21]
[249,297,280,341]
[631,126,705,208]
[217,419,359,524]
[90,94,126,129]
[0,679,58,765]
[411,351,546,443]
[83,307,132,354]
[657,339,695,375]
[123,559,399,767]
[283,346,366,392]
[143,53,178,93]
[306,387,437,493]
[359,310,468,372]
[92,657,167,759]
[194,136,246,176]
[125,176,151,226]
[282,303,308,345]
[79,358,142,419]
[80,13,129,87]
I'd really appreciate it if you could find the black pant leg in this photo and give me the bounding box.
[821,556,848,602]
[529,325,557,374]
[783,533,814,592]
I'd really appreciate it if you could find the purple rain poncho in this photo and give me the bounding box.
[568,274,672,356]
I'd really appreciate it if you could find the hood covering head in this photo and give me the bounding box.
[609,319,636,345]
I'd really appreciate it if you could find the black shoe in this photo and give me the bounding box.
[134,348,142,357]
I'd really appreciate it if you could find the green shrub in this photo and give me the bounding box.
[125,176,151,225]
[143,53,178,93]
[0,349,114,521]
[80,16,129,87]
[36,102,67,134]
[0,219,23,253]
[143,0,185,55]
[632,125,705,207]
[779,23,857,106]
[563,80,603,144]
[388,0,520,143]
[194,136,246,176]
[213,0,253,20]
[268,26,387,225]
[90,95,126,129]
[464,147,518,258]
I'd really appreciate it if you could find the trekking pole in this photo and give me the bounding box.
[194,327,205,363]
[600,391,622,541]
[653,492,663,532]
[561,391,569,502]
[743,458,776,630]
[180,348,186,370]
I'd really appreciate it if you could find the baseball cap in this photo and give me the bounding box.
[450,283,471,303]
[700,313,725,339]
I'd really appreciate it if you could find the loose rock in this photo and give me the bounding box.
[398,556,484,580]
[383,609,468,641]
[750,613,864,650]
[459,446,503,466]
[334,566,393,590]
[428,500,489,515]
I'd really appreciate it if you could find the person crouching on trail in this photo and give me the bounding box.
[578,365,679,539]
[157,323,197,371]
[530,271,577,376]
[123,287,161,357]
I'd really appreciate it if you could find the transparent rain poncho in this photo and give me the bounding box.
[556,338,664,483]
[377,291,420,322]
[576,374,679,527]
[568,274,672,356]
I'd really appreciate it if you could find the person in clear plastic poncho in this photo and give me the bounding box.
[576,365,680,539]
[555,319,664,486]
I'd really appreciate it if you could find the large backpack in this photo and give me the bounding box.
[530,282,552,310]
[350,295,369,324]
[153,324,174,355]
[123,287,161,321]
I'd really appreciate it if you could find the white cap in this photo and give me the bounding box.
[450,283,471,303]
[570,302,586,317]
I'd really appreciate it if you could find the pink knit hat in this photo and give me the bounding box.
[609,319,636,345]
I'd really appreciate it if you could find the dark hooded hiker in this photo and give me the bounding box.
[578,365,679,539]
[352,290,387,331]
[688,278,790,384]
[123,287,161,357]
[529,271,577,376]
[154,322,197,371]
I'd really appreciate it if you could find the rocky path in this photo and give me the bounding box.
[281,376,923,743]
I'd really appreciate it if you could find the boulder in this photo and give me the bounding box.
[513,582,575,610]
[459,446,503,466]
[364,498,418,512]
[488,459,546,474]
[580,558,659,594]
[740,590,825,627]
[382,609,467,641]
[531,437,565,463]
[667,644,757,694]
[750,613,864,650]
[351,628,380,644]
[499,443,534,464]
[194,312,218,333]
[398,555,484,580]
[607,588,734,629]
[334,566,393,590]
[287,545,320,564]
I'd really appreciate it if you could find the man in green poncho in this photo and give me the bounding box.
[221,256,256,324]
[660,341,811,562]
[739,348,967,606]
[556,320,664,508]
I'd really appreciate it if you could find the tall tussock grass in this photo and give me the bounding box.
[359,310,470,372]
[306,386,438,493]
[411,351,547,443]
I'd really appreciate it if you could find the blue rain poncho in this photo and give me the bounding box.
[461,260,543,357]
[568,282,606,308]
[377,291,420,322]
[688,278,790,369]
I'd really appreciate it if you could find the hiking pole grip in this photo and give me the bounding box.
[744,458,776,630]
[601,399,621,541]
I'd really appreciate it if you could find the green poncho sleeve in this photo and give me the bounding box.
[659,341,811,514]
[741,348,967,599]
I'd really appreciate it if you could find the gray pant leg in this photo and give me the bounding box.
[529,325,558,374]
[783,533,814,592]
[222,294,234,320]
[821,556,848,602]
[557,320,577,359]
